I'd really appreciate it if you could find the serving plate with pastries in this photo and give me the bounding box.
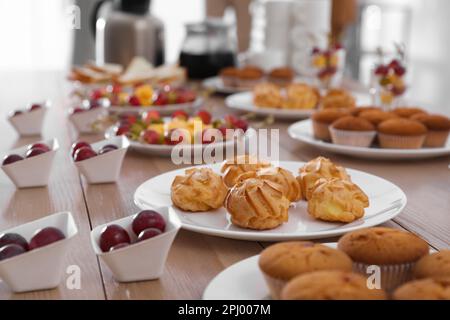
[134,155,406,241]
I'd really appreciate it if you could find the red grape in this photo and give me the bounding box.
[109,242,129,252]
[71,141,91,157]
[28,143,51,152]
[2,154,23,166]
[99,224,131,252]
[29,104,42,111]
[74,147,97,162]
[29,227,65,250]
[25,147,48,158]
[137,228,162,242]
[0,244,26,261]
[0,233,29,251]
[132,210,166,236]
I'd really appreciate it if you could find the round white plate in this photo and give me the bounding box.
[289,119,450,160]
[203,243,435,300]
[105,127,254,156]
[134,161,406,240]
[106,97,203,116]
[225,91,372,120]
[202,77,245,94]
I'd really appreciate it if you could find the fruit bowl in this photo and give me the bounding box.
[0,211,78,293]
[1,138,59,188]
[73,135,129,184]
[90,207,181,282]
[8,102,49,136]
[68,103,107,134]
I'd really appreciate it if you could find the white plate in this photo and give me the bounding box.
[105,127,255,156]
[289,119,450,160]
[106,97,203,116]
[225,91,372,120]
[203,243,435,300]
[134,161,406,241]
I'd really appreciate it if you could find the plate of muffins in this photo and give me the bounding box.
[203,66,297,94]
[226,86,372,120]
[203,228,449,300]
[288,106,450,159]
[134,156,407,241]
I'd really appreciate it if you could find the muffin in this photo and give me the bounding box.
[268,67,294,87]
[377,118,427,149]
[321,89,356,110]
[413,250,450,279]
[298,156,350,200]
[351,106,382,116]
[237,167,302,202]
[219,67,239,87]
[392,107,427,118]
[338,227,429,292]
[410,114,450,147]
[221,154,272,188]
[225,178,289,230]
[330,116,376,147]
[171,168,228,212]
[358,109,398,127]
[307,178,369,223]
[311,108,352,141]
[259,242,353,299]
[282,83,320,109]
[237,66,265,89]
[281,270,387,300]
[393,277,450,300]
[253,83,283,108]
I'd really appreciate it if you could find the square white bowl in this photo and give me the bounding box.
[0,211,78,293]
[68,107,107,134]
[90,207,181,282]
[74,135,129,184]
[8,104,48,136]
[1,138,59,188]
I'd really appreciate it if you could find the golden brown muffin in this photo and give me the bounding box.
[307,178,369,223]
[253,83,283,108]
[221,155,272,188]
[259,242,353,299]
[410,114,450,147]
[237,66,265,89]
[311,109,352,141]
[219,67,239,87]
[377,118,428,149]
[331,116,375,131]
[171,168,228,212]
[338,227,430,265]
[298,156,350,200]
[358,109,398,126]
[281,271,387,300]
[268,67,294,86]
[392,107,428,118]
[413,250,450,279]
[338,227,429,292]
[282,83,320,109]
[393,277,450,300]
[224,178,289,230]
[321,89,356,110]
[351,106,382,116]
[237,167,302,202]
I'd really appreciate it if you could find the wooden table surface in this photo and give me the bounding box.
[0,71,449,300]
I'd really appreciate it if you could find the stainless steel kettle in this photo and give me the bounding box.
[92,0,165,66]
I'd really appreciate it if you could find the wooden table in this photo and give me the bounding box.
[0,71,449,300]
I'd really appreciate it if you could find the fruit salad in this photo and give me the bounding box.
[311,43,344,88]
[113,110,249,146]
[90,84,197,107]
[373,58,407,108]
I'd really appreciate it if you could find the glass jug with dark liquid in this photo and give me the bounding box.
[179,19,236,79]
